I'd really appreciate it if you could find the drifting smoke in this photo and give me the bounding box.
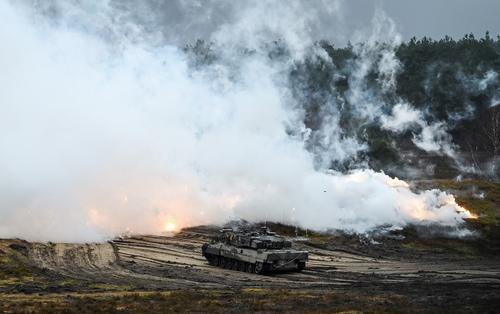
[381,103,457,158]
[0,1,475,242]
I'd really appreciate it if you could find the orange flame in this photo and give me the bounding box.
[164,221,177,232]
[457,206,478,219]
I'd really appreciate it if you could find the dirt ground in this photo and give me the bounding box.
[1,224,499,313]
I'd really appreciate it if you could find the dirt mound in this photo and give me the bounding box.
[29,243,116,276]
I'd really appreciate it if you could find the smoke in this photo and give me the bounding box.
[0,1,474,242]
[463,69,500,108]
[381,103,457,158]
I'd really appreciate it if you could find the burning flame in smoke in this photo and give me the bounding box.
[457,206,478,219]
[164,222,177,232]
[83,172,478,239]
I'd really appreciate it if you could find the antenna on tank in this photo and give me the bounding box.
[291,207,297,237]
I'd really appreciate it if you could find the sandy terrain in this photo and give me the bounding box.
[20,226,500,290]
[1,225,499,312]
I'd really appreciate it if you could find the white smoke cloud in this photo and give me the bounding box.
[478,70,498,91]
[381,103,457,158]
[341,8,465,163]
[380,103,422,132]
[413,122,457,157]
[0,1,473,242]
[454,69,499,114]
[347,9,402,122]
[475,70,500,108]
[298,8,404,170]
[344,10,460,162]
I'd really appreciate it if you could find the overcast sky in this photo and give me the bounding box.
[21,0,500,46]
[351,0,500,41]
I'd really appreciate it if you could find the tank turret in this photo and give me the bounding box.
[202,227,308,274]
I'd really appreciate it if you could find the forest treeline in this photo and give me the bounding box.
[185,34,500,180]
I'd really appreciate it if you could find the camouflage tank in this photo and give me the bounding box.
[201,227,308,274]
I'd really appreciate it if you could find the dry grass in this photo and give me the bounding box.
[0,241,35,282]
[0,289,417,313]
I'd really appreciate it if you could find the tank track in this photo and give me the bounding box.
[203,253,265,274]
[203,253,305,274]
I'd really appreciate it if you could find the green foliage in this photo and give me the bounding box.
[395,33,500,118]
[185,34,500,178]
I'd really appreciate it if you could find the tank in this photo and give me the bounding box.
[201,226,308,274]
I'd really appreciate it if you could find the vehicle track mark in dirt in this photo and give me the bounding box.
[9,226,499,291]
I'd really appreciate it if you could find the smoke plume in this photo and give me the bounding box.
[0,1,474,242]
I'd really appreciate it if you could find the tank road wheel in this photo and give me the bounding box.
[214,256,220,267]
[220,257,228,269]
[254,262,263,274]
[230,259,238,271]
[223,258,232,270]
[246,263,255,273]
[225,258,232,270]
[297,262,305,272]
[237,261,246,272]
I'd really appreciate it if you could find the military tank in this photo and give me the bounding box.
[201,226,308,274]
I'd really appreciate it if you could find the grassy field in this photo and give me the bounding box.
[0,288,482,313]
